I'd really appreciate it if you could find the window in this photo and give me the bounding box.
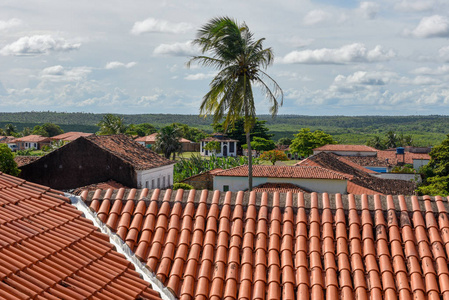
[230,142,235,152]
[157,178,160,188]
[168,175,171,186]
[223,185,229,192]
[162,177,166,188]
[151,179,155,189]
[145,181,149,188]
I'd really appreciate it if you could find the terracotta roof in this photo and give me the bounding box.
[295,152,416,195]
[346,181,381,195]
[83,188,449,299]
[297,154,377,174]
[251,183,310,193]
[135,133,192,144]
[51,131,93,141]
[0,136,15,143]
[201,133,238,143]
[215,165,351,180]
[0,173,162,299]
[14,155,40,167]
[314,144,378,152]
[86,134,175,170]
[72,180,129,195]
[11,135,51,143]
[377,150,431,164]
[343,155,393,167]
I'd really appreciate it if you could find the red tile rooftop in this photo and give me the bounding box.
[314,144,378,152]
[51,131,93,141]
[83,187,449,299]
[251,182,310,193]
[215,165,352,180]
[0,173,162,299]
[10,134,51,143]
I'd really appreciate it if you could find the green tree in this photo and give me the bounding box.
[189,17,283,191]
[5,124,16,136]
[213,117,273,152]
[32,123,63,137]
[21,127,32,137]
[0,144,20,176]
[154,125,182,160]
[277,137,292,146]
[97,114,128,135]
[428,134,449,176]
[204,141,221,155]
[259,149,288,165]
[243,137,275,154]
[366,135,386,150]
[126,123,157,137]
[290,128,337,157]
[171,123,207,142]
[385,130,398,148]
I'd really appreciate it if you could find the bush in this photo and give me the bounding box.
[173,183,194,190]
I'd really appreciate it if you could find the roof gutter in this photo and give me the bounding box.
[67,193,176,300]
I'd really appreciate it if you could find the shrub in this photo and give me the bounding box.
[173,183,194,190]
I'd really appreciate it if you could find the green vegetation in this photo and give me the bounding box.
[417,134,449,196]
[243,137,276,154]
[204,141,221,154]
[189,17,282,192]
[290,128,336,157]
[154,125,182,160]
[174,154,259,183]
[172,183,194,190]
[97,114,127,135]
[367,131,414,149]
[0,144,20,176]
[259,150,289,165]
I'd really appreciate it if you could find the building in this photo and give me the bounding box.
[213,165,351,193]
[19,134,175,190]
[135,133,198,152]
[51,131,93,143]
[200,133,238,157]
[313,144,378,156]
[9,134,51,150]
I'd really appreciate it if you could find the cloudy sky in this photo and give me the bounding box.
[1,0,449,115]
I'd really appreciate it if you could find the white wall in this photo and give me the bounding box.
[136,164,174,189]
[413,159,429,170]
[371,173,422,183]
[214,176,348,194]
[200,141,236,157]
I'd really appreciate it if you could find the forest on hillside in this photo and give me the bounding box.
[0,112,448,146]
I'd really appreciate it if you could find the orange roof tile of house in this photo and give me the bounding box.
[297,153,377,174]
[86,134,175,170]
[51,131,93,141]
[11,134,51,143]
[82,188,449,299]
[314,144,378,152]
[377,150,431,164]
[346,181,381,195]
[214,165,351,180]
[14,155,40,167]
[0,173,162,299]
[251,182,310,193]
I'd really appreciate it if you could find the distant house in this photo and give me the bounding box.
[313,144,378,156]
[200,133,237,157]
[51,131,93,143]
[135,133,198,152]
[213,165,351,193]
[19,134,175,190]
[9,135,51,150]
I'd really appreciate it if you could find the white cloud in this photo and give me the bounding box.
[131,18,193,35]
[303,10,332,26]
[280,43,396,64]
[0,35,80,56]
[439,46,449,61]
[330,71,395,93]
[153,41,198,56]
[407,15,449,38]
[412,65,449,75]
[40,65,91,82]
[0,18,22,31]
[105,61,136,69]
[184,72,216,80]
[394,0,435,12]
[359,2,379,19]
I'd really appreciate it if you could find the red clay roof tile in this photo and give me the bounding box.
[0,173,162,299]
[314,144,378,152]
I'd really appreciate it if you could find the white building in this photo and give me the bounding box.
[200,133,238,157]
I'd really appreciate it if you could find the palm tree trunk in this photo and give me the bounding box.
[246,131,252,191]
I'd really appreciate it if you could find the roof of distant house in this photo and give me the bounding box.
[81,187,449,299]
[11,134,51,143]
[201,133,238,142]
[346,181,381,195]
[314,144,378,152]
[215,165,351,180]
[251,182,310,193]
[135,133,192,143]
[85,134,175,170]
[51,131,93,141]
[343,155,394,167]
[72,179,129,195]
[377,150,431,164]
[0,136,15,143]
[14,155,40,167]
[0,173,162,299]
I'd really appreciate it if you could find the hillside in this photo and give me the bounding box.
[1,112,447,146]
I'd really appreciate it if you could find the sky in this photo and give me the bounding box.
[1,0,449,116]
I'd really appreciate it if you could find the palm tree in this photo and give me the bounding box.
[188,17,283,191]
[154,125,182,160]
[97,114,127,135]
